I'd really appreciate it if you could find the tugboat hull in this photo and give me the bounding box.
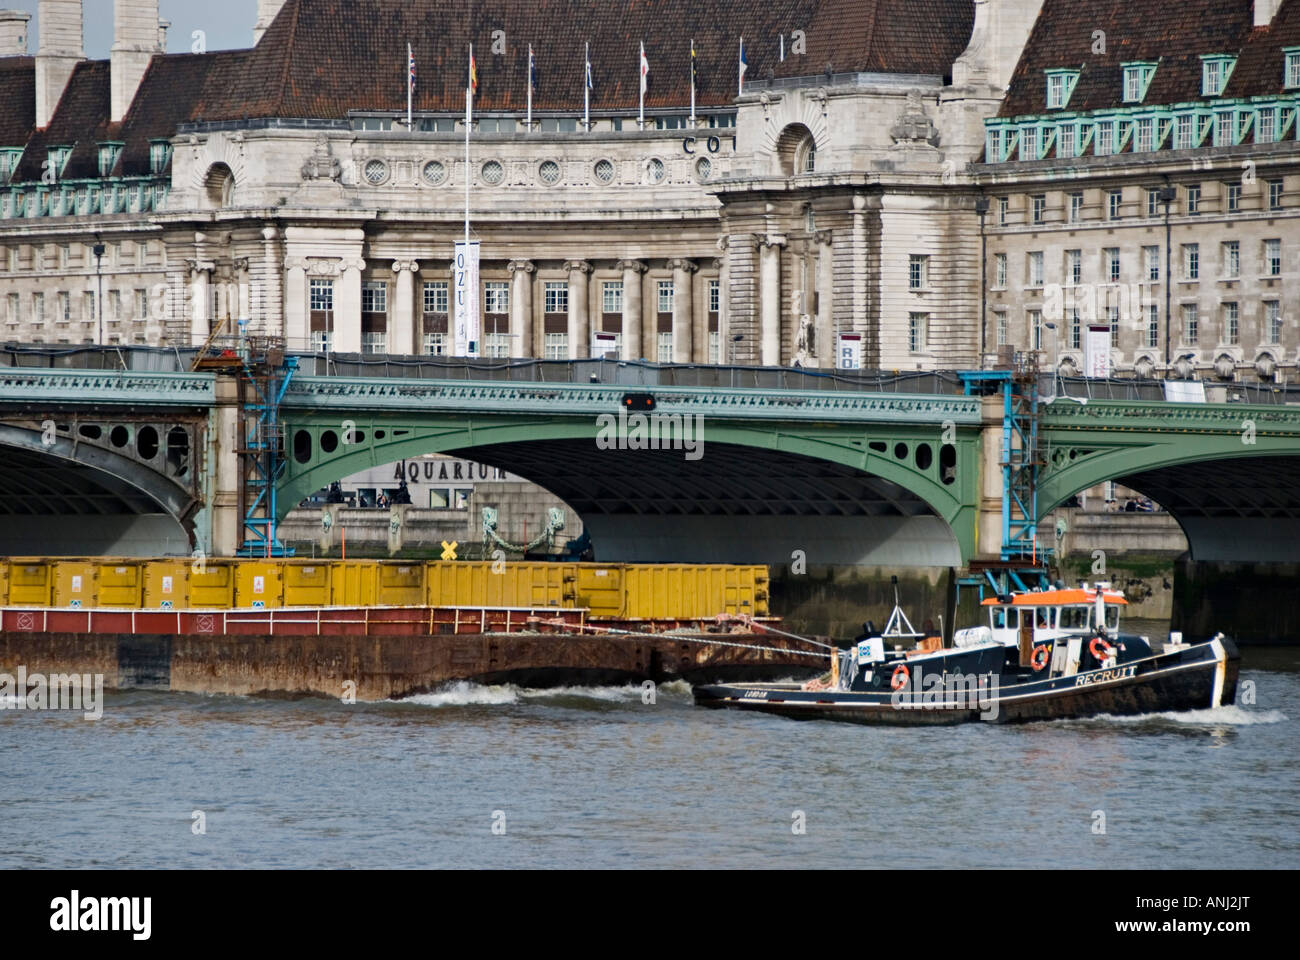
[693,636,1239,726]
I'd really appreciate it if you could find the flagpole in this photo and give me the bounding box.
[407,42,413,131]
[690,39,695,125]
[639,40,645,129]
[584,42,590,130]
[526,44,533,129]
[465,43,472,250]
[738,37,743,96]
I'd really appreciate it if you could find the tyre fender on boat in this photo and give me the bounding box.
[1030,644,1051,672]
[1089,636,1115,662]
[890,664,910,691]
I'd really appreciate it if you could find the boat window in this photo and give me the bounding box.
[1034,607,1051,628]
[991,606,1008,629]
[1059,605,1091,630]
[1106,606,1120,630]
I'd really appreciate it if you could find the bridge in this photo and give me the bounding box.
[2,357,1299,570]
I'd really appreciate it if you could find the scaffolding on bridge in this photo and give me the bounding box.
[960,356,1051,597]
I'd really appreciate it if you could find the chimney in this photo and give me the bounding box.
[158,18,170,51]
[0,9,31,55]
[35,0,83,128]
[253,0,287,45]
[1254,0,1282,27]
[111,0,162,123]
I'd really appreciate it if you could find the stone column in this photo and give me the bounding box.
[284,257,307,349]
[391,259,419,355]
[564,259,593,359]
[669,258,698,364]
[187,259,214,346]
[618,259,647,362]
[336,257,364,353]
[759,235,786,366]
[507,259,535,357]
[816,230,834,368]
[716,237,730,354]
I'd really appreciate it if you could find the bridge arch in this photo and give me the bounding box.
[278,414,981,565]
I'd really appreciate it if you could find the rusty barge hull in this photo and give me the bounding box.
[0,629,824,701]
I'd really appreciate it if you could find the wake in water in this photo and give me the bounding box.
[397,679,694,709]
[1066,704,1287,726]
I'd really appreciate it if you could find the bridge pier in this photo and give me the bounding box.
[200,374,244,559]
[1174,559,1300,644]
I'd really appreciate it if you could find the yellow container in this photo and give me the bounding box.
[143,560,237,609]
[0,560,9,606]
[574,565,625,618]
[190,561,236,609]
[620,564,770,619]
[283,561,331,607]
[96,561,144,608]
[375,562,423,606]
[330,561,379,607]
[53,561,98,608]
[233,562,284,609]
[425,562,576,609]
[7,560,52,607]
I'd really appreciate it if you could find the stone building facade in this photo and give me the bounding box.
[0,0,1296,380]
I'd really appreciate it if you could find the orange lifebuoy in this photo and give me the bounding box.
[890,664,910,691]
[1090,636,1115,661]
[1031,645,1051,672]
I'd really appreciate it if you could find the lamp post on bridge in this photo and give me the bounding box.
[92,235,105,350]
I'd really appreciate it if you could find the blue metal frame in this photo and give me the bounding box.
[237,355,298,557]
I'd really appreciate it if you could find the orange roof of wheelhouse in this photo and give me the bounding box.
[981,589,1128,607]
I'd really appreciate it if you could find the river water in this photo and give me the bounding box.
[3,641,1296,870]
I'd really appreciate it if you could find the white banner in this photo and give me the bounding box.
[454,241,481,357]
[1084,324,1111,378]
[837,333,862,370]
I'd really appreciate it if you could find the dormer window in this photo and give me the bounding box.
[1045,69,1079,109]
[1201,55,1236,97]
[46,146,72,178]
[97,142,123,178]
[0,149,20,183]
[148,140,171,175]
[1285,48,1300,89]
[1122,62,1157,103]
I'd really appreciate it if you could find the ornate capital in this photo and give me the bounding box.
[716,235,730,252]
[669,258,699,274]
[617,259,648,274]
[185,259,216,277]
[761,235,787,249]
[815,230,833,246]
[231,257,250,273]
[340,258,367,273]
[563,259,594,275]
[711,258,723,271]
[507,259,536,275]
[390,260,420,273]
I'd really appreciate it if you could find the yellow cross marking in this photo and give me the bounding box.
[440,541,459,561]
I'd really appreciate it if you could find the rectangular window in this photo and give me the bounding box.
[1031,195,1045,224]
[908,313,928,353]
[311,330,333,353]
[1105,247,1121,283]
[544,331,569,359]
[1146,304,1160,348]
[1265,301,1282,343]
[1265,239,1282,277]
[5,292,18,324]
[544,282,568,314]
[6,247,16,272]
[986,128,1003,162]
[32,292,44,323]
[1047,74,1066,109]
[361,331,387,355]
[1183,303,1199,344]
[1183,244,1199,280]
[1224,302,1239,345]
[995,253,1007,288]
[997,197,1009,226]
[1226,182,1241,212]
[309,279,334,312]
[657,279,675,313]
[1144,245,1160,281]
[1223,241,1239,278]
[1096,121,1114,156]
[1135,118,1153,153]
[708,330,720,365]
[708,279,720,315]
[1067,249,1082,285]
[1028,251,1044,288]
[1203,60,1224,96]
[1068,192,1083,223]
[1187,184,1201,215]
[657,331,674,363]
[1258,108,1276,144]
[1287,50,1300,89]
[484,281,509,315]
[1029,309,1043,351]
[1069,310,1081,350]
[1021,126,1038,161]
[909,255,929,290]
[1176,114,1193,150]
[108,290,121,321]
[995,310,1008,347]
[423,281,449,315]
[1146,189,1161,218]
[1108,189,1123,220]
[423,332,447,356]
[361,281,387,314]
[83,292,95,321]
[1268,179,1283,211]
[1213,110,1234,147]
[1059,124,1075,159]
[603,281,624,315]
[134,289,146,319]
[1108,305,1120,347]
[483,332,510,359]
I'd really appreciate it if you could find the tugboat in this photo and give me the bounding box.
[693,583,1239,725]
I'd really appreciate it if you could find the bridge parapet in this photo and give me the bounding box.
[0,369,216,408]
[282,376,983,425]
[1042,398,1300,437]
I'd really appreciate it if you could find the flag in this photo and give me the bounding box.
[780,34,785,62]
[640,41,649,95]
[529,44,537,94]
[690,38,697,85]
[739,37,748,94]
[585,44,594,90]
[408,44,416,93]
[469,46,478,96]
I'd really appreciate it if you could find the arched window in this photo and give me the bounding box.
[775,124,818,177]
[202,164,234,209]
